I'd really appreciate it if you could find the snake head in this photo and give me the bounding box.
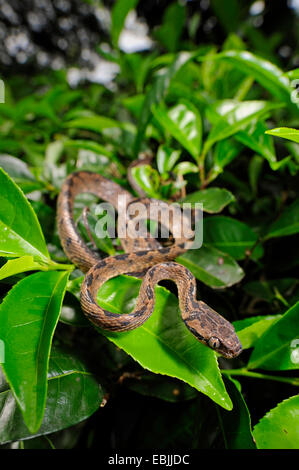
[184,301,242,359]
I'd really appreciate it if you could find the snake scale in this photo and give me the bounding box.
[57,168,242,359]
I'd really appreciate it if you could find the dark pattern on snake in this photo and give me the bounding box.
[57,169,242,359]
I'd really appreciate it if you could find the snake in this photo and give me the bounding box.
[57,168,242,359]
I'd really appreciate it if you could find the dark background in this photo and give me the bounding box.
[0,0,298,78]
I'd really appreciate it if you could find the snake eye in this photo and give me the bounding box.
[208,336,221,350]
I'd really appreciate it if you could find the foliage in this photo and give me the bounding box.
[0,0,298,450]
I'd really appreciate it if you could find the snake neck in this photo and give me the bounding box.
[80,247,242,359]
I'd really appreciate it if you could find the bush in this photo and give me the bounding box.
[0,0,298,450]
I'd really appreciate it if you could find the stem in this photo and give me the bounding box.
[47,261,75,271]
[234,76,254,101]
[222,368,299,386]
[198,152,206,187]
[243,236,263,268]
[273,287,289,307]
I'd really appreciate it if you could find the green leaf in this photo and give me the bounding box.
[234,315,281,350]
[253,395,299,449]
[96,275,232,410]
[0,345,103,444]
[213,138,243,171]
[0,154,43,193]
[152,101,202,161]
[177,245,244,288]
[210,0,240,34]
[265,199,299,239]
[248,301,299,370]
[0,256,47,281]
[122,54,154,94]
[235,121,282,169]
[249,154,264,194]
[154,2,186,52]
[122,93,145,117]
[173,161,199,175]
[0,271,69,432]
[207,138,243,184]
[180,188,235,213]
[0,168,49,260]
[156,145,181,174]
[286,68,299,81]
[111,0,139,47]
[63,115,123,133]
[63,139,125,174]
[131,164,161,198]
[236,122,291,171]
[208,50,295,108]
[203,100,283,154]
[203,216,263,260]
[216,377,256,449]
[265,127,299,144]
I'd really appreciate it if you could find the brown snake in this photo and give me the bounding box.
[57,168,242,359]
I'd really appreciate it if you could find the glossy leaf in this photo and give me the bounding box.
[203,216,263,260]
[177,245,244,288]
[0,345,103,444]
[0,271,69,432]
[181,188,235,213]
[253,395,299,449]
[0,168,49,261]
[234,315,281,350]
[156,145,181,174]
[265,199,299,239]
[131,164,161,198]
[235,121,287,170]
[209,50,295,107]
[265,127,299,144]
[173,161,198,175]
[152,101,202,161]
[96,275,232,410]
[248,301,299,370]
[203,100,282,154]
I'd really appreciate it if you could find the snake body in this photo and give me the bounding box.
[57,170,242,359]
